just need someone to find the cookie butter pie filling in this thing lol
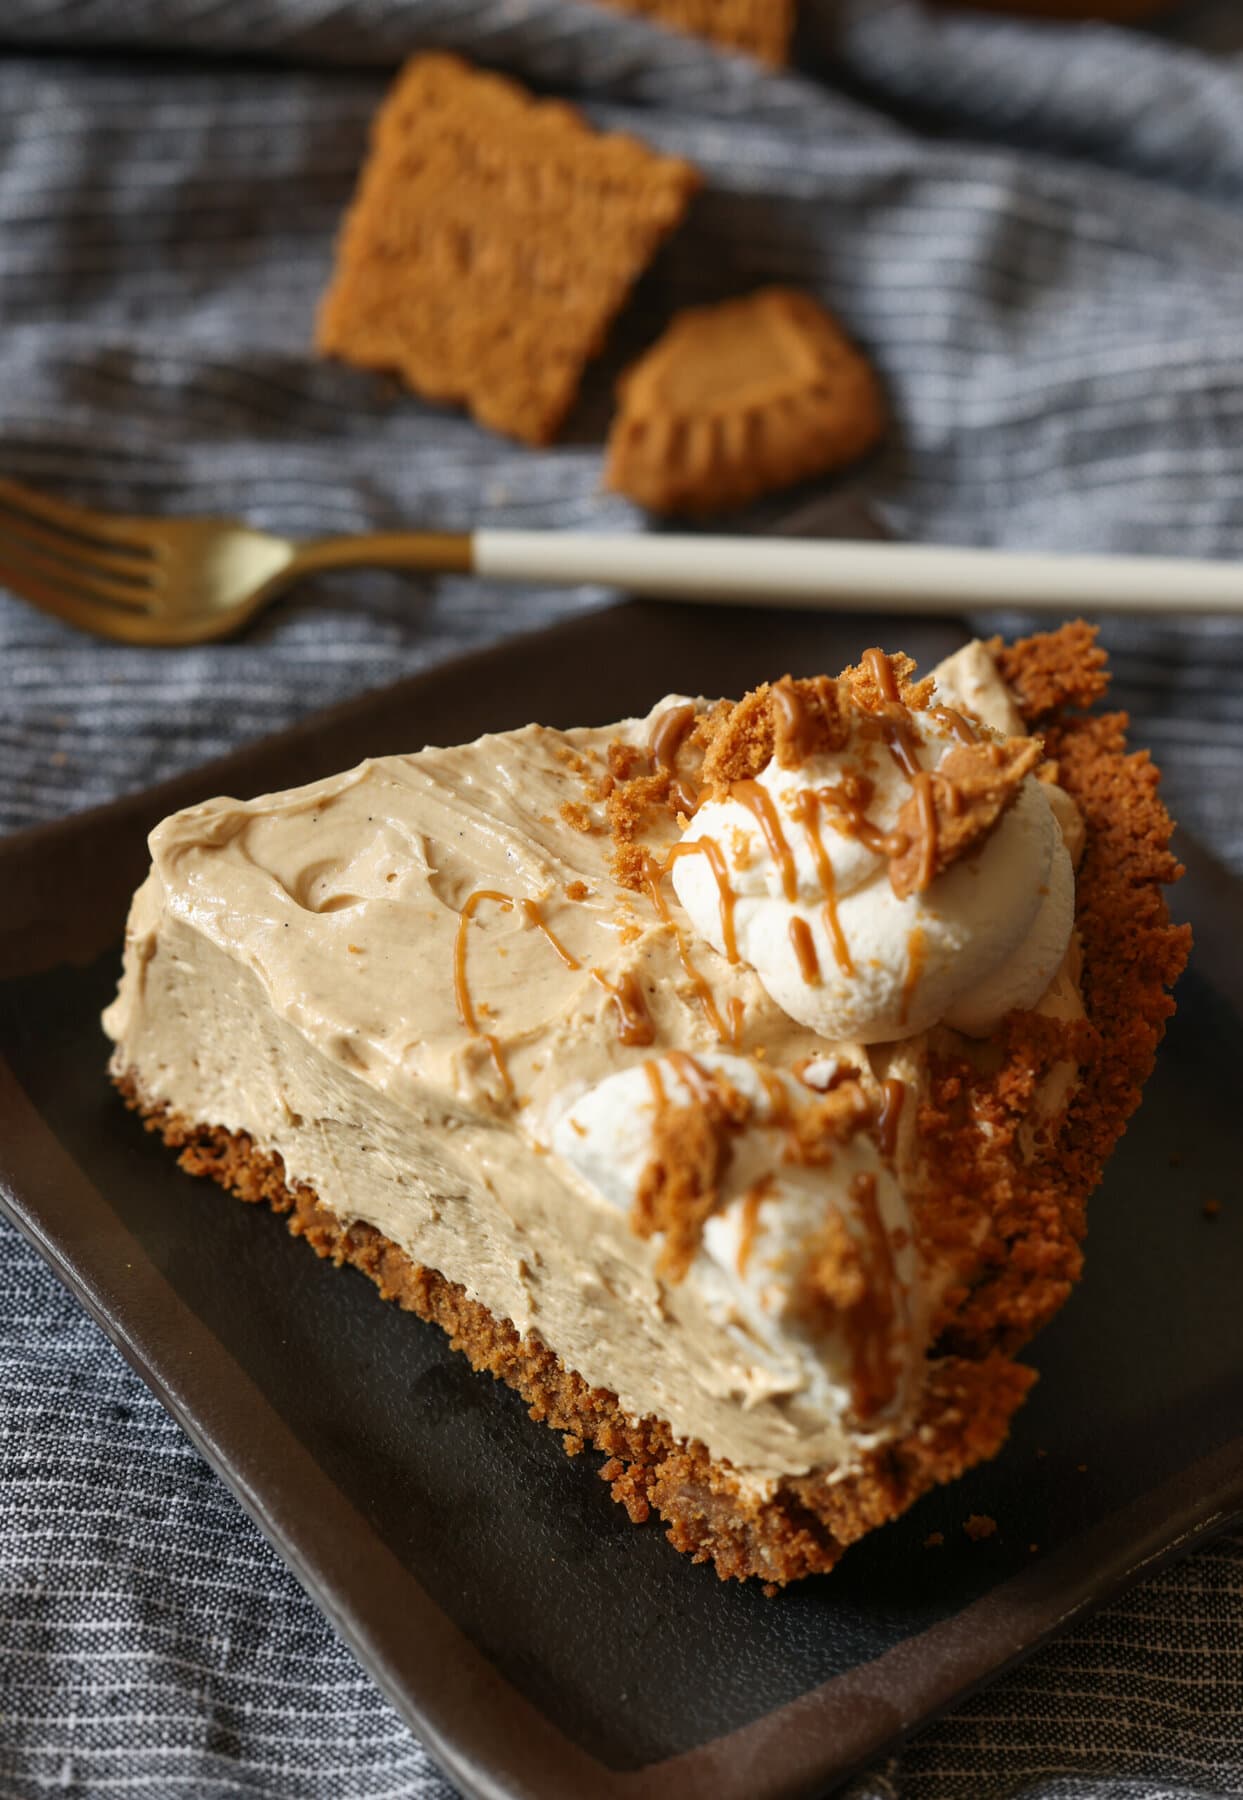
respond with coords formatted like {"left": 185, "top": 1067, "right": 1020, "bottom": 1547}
{"left": 105, "top": 625, "right": 1189, "bottom": 1583}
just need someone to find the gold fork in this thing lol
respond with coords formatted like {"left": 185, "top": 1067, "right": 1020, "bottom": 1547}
{"left": 1, "top": 475, "right": 1239, "bottom": 644}
{"left": 0, "top": 477, "right": 471, "bottom": 647}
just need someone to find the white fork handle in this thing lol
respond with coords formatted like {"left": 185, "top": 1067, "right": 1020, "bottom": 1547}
{"left": 473, "top": 529, "right": 1243, "bottom": 615}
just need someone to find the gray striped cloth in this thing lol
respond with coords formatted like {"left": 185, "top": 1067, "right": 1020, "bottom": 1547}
{"left": 2, "top": 3, "right": 1242, "bottom": 1795}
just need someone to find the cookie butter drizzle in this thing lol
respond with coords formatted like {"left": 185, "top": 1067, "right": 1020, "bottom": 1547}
{"left": 665, "top": 838, "right": 738, "bottom": 963}
{"left": 732, "top": 780, "right": 798, "bottom": 901}
{"left": 519, "top": 898, "right": 580, "bottom": 970}
{"left": 819, "top": 781, "right": 906, "bottom": 860}
{"left": 455, "top": 891, "right": 586, "bottom": 1092}
{"left": 756, "top": 1064, "right": 792, "bottom": 1127}
{"left": 845, "top": 1172, "right": 902, "bottom": 1421}
{"left": 772, "top": 675, "right": 821, "bottom": 763}
{"left": 591, "top": 968, "right": 655, "bottom": 1046}
{"left": 644, "top": 857, "right": 731, "bottom": 1044}
{"left": 732, "top": 777, "right": 840, "bottom": 994}
{"left": 864, "top": 647, "right": 924, "bottom": 785}
{"left": 899, "top": 927, "right": 926, "bottom": 1028}
{"left": 929, "top": 704, "right": 979, "bottom": 746}
{"left": 666, "top": 1047, "right": 719, "bottom": 1106}
{"left": 912, "top": 771, "right": 938, "bottom": 892}
{"left": 861, "top": 647, "right": 950, "bottom": 1003}
{"left": 453, "top": 889, "right": 516, "bottom": 1098}
{"left": 789, "top": 789, "right": 854, "bottom": 976}
{"left": 736, "top": 1174, "right": 775, "bottom": 1275}
{"left": 649, "top": 702, "right": 700, "bottom": 815}
{"left": 789, "top": 917, "right": 820, "bottom": 984}
{"left": 877, "top": 1077, "right": 905, "bottom": 1161}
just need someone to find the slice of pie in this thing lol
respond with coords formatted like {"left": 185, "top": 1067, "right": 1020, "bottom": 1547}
{"left": 104, "top": 623, "right": 1189, "bottom": 1586}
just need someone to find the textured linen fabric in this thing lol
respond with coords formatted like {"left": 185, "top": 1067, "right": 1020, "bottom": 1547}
{"left": 2, "top": 2, "right": 1243, "bottom": 1795}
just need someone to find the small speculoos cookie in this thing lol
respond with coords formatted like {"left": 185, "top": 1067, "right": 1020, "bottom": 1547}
{"left": 316, "top": 54, "right": 700, "bottom": 447}
{"left": 587, "top": 0, "right": 797, "bottom": 65}
{"left": 604, "top": 286, "right": 887, "bottom": 516}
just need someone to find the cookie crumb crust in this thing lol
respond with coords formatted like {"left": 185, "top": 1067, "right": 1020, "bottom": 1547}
{"left": 923, "top": 624, "right": 1191, "bottom": 1356}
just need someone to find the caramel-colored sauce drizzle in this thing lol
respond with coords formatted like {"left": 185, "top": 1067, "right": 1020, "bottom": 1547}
{"left": 863, "top": 648, "right": 947, "bottom": 890}
{"left": 519, "top": 897, "right": 580, "bottom": 970}
{"left": 453, "top": 889, "right": 516, "bottom": 1099}
{"left": 649, "top": 702, "right": 697, "bottom": 770}
{"left": 816, "top": 781, "right": 905, "bottom": 860}
{"left": 771, "top": 677, "right": 808, "bottom": 759}
{"left": 672, "top": 778, "right": 701, "bottom": 818}
{"left": 483, "top": 1037, "right": 515, "bottom": 1100}
{"left": 666, "top": 1049, "right": 717, "bottom": 1107}
{"left": 756, "top": 1065, "right": 793, "bottom": 1128}
{"left": 773, "top": 675, "right": 839, "bottom": 767}
{"left": 912, "top": 770, "right": 938, "bottom": 892}
{"left": 650, "top": 701, "right": 701, "bottom": 816}
{"left": 898, "top": 925, "right": 926, "bottom": 1027}
{"left": 929, "top": 703, "right": 979, "bottom": 745}
{"left": 645, "top": 858, "right": 731, "bottom": 1045}
{"left": 862, "top": 647, "right": 925, "bottom": 782}
{"left": 453, "top": 889, "right": 513, "bottom": 1033}
{"left": 791, "top": 789, "right": 854, "bottom": 976}
{"left": 732, "top": 779, "right": 797, "bottom": 902}
{"left": 877, "top": 1077, "right": 906, "bottom": 1161}
{"left": 643, "top": 1058, "right": 668, "bottom": 1111}
{"left": 590, "top": 967, "right": 656, "bottom": 1047}
{"left": 726, "top": 996, "right": 745, "bottom": 1049}
{"left": 789, "top": 916, "right": 820, "bottom": 985}
{"left": 863, "top": 647, "right": 900, "bottom": 703}
{"left": 736, "top": 1175, "right": 775, "bottom": 1276}
{"left": 844, "top": 1171, "right": 901, "bottom": 1421}
{"left": 880, "top": 714, "right": 923, "bottom": 782}
{"left": 664, "top": 837, "right": 738, "bottom": 964}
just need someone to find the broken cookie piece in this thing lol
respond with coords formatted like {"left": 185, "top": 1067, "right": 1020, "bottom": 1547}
{"left": 889, "top": 737, "right": 1045, "bottom": 900}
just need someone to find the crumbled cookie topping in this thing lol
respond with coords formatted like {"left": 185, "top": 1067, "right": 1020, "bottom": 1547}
{"left": 696, "top": 675, "right": 849, "bottom": 789}
{"left": 633, "top": 1067, "right": 751, "bottom": 1279}
{"left": 889, "top": 736, "right": 1043, "bottom": 899}
{"left": 841, "top": 648, "right": 935, "bottom": 714}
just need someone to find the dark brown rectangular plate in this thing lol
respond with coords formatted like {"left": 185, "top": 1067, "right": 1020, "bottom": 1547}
{"left": 2, "top": 601, "right": 1242, "bottom": 1800}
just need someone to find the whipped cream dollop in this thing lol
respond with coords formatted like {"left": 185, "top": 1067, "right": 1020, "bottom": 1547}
{"left": 548, "top": 1052, "right": 924, "bottom": 1435}
{"left": 670, "top": 653, "right": 1074, "bottom": 1043}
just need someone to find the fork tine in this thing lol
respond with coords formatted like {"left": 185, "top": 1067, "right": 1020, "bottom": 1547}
{"left": 0, "top": 572, "right": 154, "bottom": 644}
{"left": 0, "top": 555, "right": 136, "bottom": 638}
{"left": 0, "top": 540, "right": 154, "bottom": 614}
{"left": 0, "top": 504, "right": 158, "bottom": 585}
{"left": 0, "top": 476, "right": 156, "bottom": 556}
